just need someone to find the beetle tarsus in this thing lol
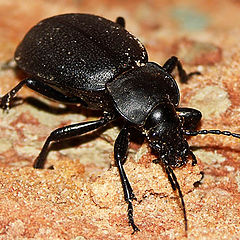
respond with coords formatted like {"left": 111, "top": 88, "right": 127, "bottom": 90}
{"left": 128, "top": 201, "right": 140, "bottom": 234}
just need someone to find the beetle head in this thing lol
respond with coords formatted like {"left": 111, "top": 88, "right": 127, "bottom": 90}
{"left": 144, "top": 102, "right": 190, "bottom": 167}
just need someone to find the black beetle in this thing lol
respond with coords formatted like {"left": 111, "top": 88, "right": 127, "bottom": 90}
{"left": 1, "top": 13, "right": 240, "bottom": 234}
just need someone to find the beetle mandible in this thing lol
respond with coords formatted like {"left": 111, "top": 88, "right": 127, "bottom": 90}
{"left": 1, "top": 13, "right": 240, "bottom": 234}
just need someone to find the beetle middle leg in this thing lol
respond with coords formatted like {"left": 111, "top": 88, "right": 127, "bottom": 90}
{"left": 163, "top": 56, "right": 200, "bottom": 83}
{"left": 34, "top": 113, "right": 114, "bottom": 169}
{"left": 114, "top": 125, "right": 139, "bottom": 233}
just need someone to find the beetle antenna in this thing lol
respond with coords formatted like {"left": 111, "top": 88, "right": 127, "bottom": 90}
{"left": 184, "top": 129, "right": 240, "bottom": 139}
{"left": 165, "top": 165, "right": 188, "bottom": 234}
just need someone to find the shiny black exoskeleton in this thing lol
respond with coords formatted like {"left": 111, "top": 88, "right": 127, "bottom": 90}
{"left": 1, "top": 13, "right": 240, "bottom": 234}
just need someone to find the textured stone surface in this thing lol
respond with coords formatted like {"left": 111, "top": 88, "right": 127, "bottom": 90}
{"left": 0, "top": 0, "right": 240, "bottom": 239}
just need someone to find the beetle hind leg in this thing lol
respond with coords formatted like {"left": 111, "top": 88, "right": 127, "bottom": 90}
{"left": 163, "top": 56, "right": 200, "bottom": 83}
{"left": 0, "top": 79, "right": 27, "bottom": 111}
{"left": 0, "top": 78, "right": 87, "bottom": 111}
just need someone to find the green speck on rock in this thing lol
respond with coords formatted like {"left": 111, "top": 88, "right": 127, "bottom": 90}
{"left": 171, "top": 7, "right": 209, "bottom": 31}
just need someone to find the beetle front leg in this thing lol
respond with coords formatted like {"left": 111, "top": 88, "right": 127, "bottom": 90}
{"left": 163, "top": 56, "right": 200, "bottom": 83}
{"left": 114, "top": 125, "right": 139, "bottom": 233}
{"left": 177, "top": 107, "right": 201, "bottom": 166}
{"left": 34, "top": 113, "right": 114, "bottom": 169}
{"left": 177, "top": 107, "right": 202, "bottom": 130}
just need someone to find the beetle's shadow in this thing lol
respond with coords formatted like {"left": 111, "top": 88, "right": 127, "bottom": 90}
{"left": 24, "top": 96, "right": 104, "bottom": 118}
{"left": 25, "top": 96, "right": 81, "bottom": 115}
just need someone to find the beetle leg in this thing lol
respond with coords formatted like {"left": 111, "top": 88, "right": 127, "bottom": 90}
{"left": 0, "top": 79, "right": 28, "bottom": 111}
{"left": 177, "top": 107, "right": 202, "bottom": 130}
{"left": 25, "top": 78, "right": 87, "bottom": 105}
{"left": 114, "top": 125, "right": 140, "bottom": 233}
{"left": 34, "top": 113, "right": 115, "bottom": 169}
{"left": 163, "top": 56, "right": 200, "bottom": 83}
{"left": 0, "top": 78, "right": 87, "bottom": 111}
{"left": 116, "top": 16, "right": 125, "bottom": 28}
{"left": 189, "top": 150, "right": 197, "bottom": 166}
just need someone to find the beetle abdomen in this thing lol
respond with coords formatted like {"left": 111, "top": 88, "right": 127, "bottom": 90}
{"left": 15, "top": 14, "right": 148, "bottom": 93}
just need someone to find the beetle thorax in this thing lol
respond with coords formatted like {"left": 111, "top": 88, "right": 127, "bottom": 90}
{"left": 144, "top": 102, "right": 190, "bottom": 167}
